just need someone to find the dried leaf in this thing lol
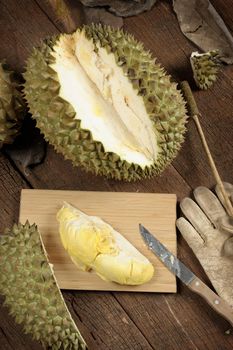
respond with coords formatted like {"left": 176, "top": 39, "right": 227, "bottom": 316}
{"left": 5, "top": 117, "right": 46, "bottom": 176}
{"left": 83, "top": 7, "right": 123, "bottom": 28}
{"left": 80, "top": 0, "right": 157, "bottom": 17}
{"left": 173, "top": 0, "right": 233, "bottom": 64}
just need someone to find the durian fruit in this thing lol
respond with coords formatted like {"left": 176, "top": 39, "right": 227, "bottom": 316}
{"left": 0, "top": 222, "right": 87, "bottom": 350}
{"left": 0, "top": 62, "right": 25, "bottom": 148}
{"left": 24, "top": 24, "right": 187, "bottom": 181}
{"left": 190, "top": 51, "right": 220, "bottom": 90}
{"left": 57, "top": 202, "right": 154, "bottom": 285}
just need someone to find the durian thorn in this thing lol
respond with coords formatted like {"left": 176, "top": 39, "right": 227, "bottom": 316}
{"left": 180, "top": 80, "right": 233, "bottom": 218}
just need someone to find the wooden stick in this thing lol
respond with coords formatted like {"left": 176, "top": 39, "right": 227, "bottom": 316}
{"left": 180, "top": 81, "right": 233, "bottom": 217}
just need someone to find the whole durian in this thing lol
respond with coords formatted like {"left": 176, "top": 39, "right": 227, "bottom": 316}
{"left": 57, "top": 202, "right": 154, "bottom": 285}
{"left": 190, "top": 51, "right": 220, "bottom": 90}
{"left": 0, "top": 62, "right": 25, "bottom": 148}
{"left": 0, "top": 222, "right": 87, "bottom": 350}
{"left": 24, "top": 24, "right": 187, "bottom": 181}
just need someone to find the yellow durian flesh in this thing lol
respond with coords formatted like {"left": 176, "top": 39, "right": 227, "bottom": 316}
{"left": 57, "top": 203, "right": 154, "bottom": 285}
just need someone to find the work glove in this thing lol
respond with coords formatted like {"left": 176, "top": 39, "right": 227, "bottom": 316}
{"left": 176, "top": 183, "right": 233, "bottom": 306}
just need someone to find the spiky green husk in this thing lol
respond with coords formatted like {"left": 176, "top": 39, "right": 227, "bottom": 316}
{"left": 0, "top": 222, "right": 87, "bottom": 350}
{"left": 190, "top": 51, "right": 220, "bottom": 90}
{"left": 0, "top": 62, "right": 26, "bottom": 148}
{"left": 24, "top": 24, "right": 187, "bottom": 181}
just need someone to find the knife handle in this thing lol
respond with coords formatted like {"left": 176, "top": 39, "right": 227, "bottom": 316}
{"left": 189, "top": 277, "right": 233, "bottom": 326}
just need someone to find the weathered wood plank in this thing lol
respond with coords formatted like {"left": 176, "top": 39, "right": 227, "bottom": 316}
{"left": 1, "top": 0, "right": 233, "bottom": 349}
{"left": 114, "top": 287, "right": 233, "bottom": 350}
{"left": 65, "top": 291, "right": 155, "bottom": 350}
{"left": 0, "top": 153, "right": 29, "bottom": 232}
{"left": 211, "top": 0, "right": 233, "bottom": 31}
{"left": 0, "top": 0, "right": 59, "bottom": 71}
{"left": 14, "top": 144, "right": 191, "bottom": 199}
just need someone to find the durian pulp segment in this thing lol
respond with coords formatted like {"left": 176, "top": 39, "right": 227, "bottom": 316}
{"left": 51, "top": 32, "right": 158, "bottom": 168}
{"left": 57, "top": 202, "right": 154, "bottom": 285}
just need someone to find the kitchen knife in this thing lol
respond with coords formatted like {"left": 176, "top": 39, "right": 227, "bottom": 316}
{"left": 139, "top": 224, "right": 233, "bottom": 327}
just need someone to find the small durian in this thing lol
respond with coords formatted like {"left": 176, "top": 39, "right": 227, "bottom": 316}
{"left": 0, "top": 62, "right": 26, "bottom": 148}
{"left": 190, "top": 51, "right": 221, "bottom": 90}
{"left": 0, "top": 222, "right": 87, "bottom": 350}
{"left": 57, "top": 202, "right": 154, "bottom": 285}
{"left": 24, "top": 24, "right": 187, "bottom": 181}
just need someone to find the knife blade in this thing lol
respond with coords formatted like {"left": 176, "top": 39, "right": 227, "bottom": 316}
{"left": 139, "top": 224, "right": 233, "bottom": 327}
{"left": 139, "top": 224, "right": 195, "bottom": 285}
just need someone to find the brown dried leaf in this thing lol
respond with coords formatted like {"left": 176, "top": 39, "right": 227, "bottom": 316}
{"left": 173, "top": 0, "right": 233, "bottom": 64}
{"left": 5, "top": 117, "right": 46, "bottom": 176}
{"left": 80, "top": 0, "right": 157, "bottom": 17}
{"left": 83, "top": 7, "right": 123, "bottom": 28}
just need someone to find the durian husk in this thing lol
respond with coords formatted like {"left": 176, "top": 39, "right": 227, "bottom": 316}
{"left": 0, "top": 62, "right": 26, "bottom": 148}
{"left": 190, "top": 51, "right": 220, "bottom": 90}
{"left": 24, "top": 24, "right": 187, "bottom": 181}
{"left": 0, "top": 222, "right": 87, "bottom": 350}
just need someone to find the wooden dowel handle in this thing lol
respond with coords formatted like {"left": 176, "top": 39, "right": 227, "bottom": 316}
{"left": 192, "top": 116, "right": 233, "bottom": 217}
{"left": 180, "top": 81, "right": 199, "bottom": 117}
{"left": 180, "top": 81, "right": 233, "bottom": 217}
{"left": 189, "top": 277, "right": 233, "bottom": 327}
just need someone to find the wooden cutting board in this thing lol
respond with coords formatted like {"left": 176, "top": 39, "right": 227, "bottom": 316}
{"left": 19, "top": 189, "right": 177, "bottom": 293}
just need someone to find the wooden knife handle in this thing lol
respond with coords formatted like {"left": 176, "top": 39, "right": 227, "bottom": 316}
{"left": 189, "top": 277, "right": 233, "bottom": 326}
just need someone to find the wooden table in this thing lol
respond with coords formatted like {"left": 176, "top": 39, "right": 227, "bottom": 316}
{"left": 0, "top": 1, "right": 233, "bottom": 349}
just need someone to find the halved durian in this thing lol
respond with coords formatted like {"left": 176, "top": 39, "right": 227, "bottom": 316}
{"left": 24, "top": 24, "right": 187, "bottom": 180}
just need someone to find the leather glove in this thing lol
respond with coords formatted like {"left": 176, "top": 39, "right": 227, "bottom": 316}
{"left": 176, "top": 183, "right": 233, "bottom": 306}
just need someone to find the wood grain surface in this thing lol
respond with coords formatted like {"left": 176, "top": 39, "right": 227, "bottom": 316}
{"left": 0, "top": 0, "right": 233, "bottom": 349}
{"left": 20, "top": 189, "right": 177, "bottom": 292}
